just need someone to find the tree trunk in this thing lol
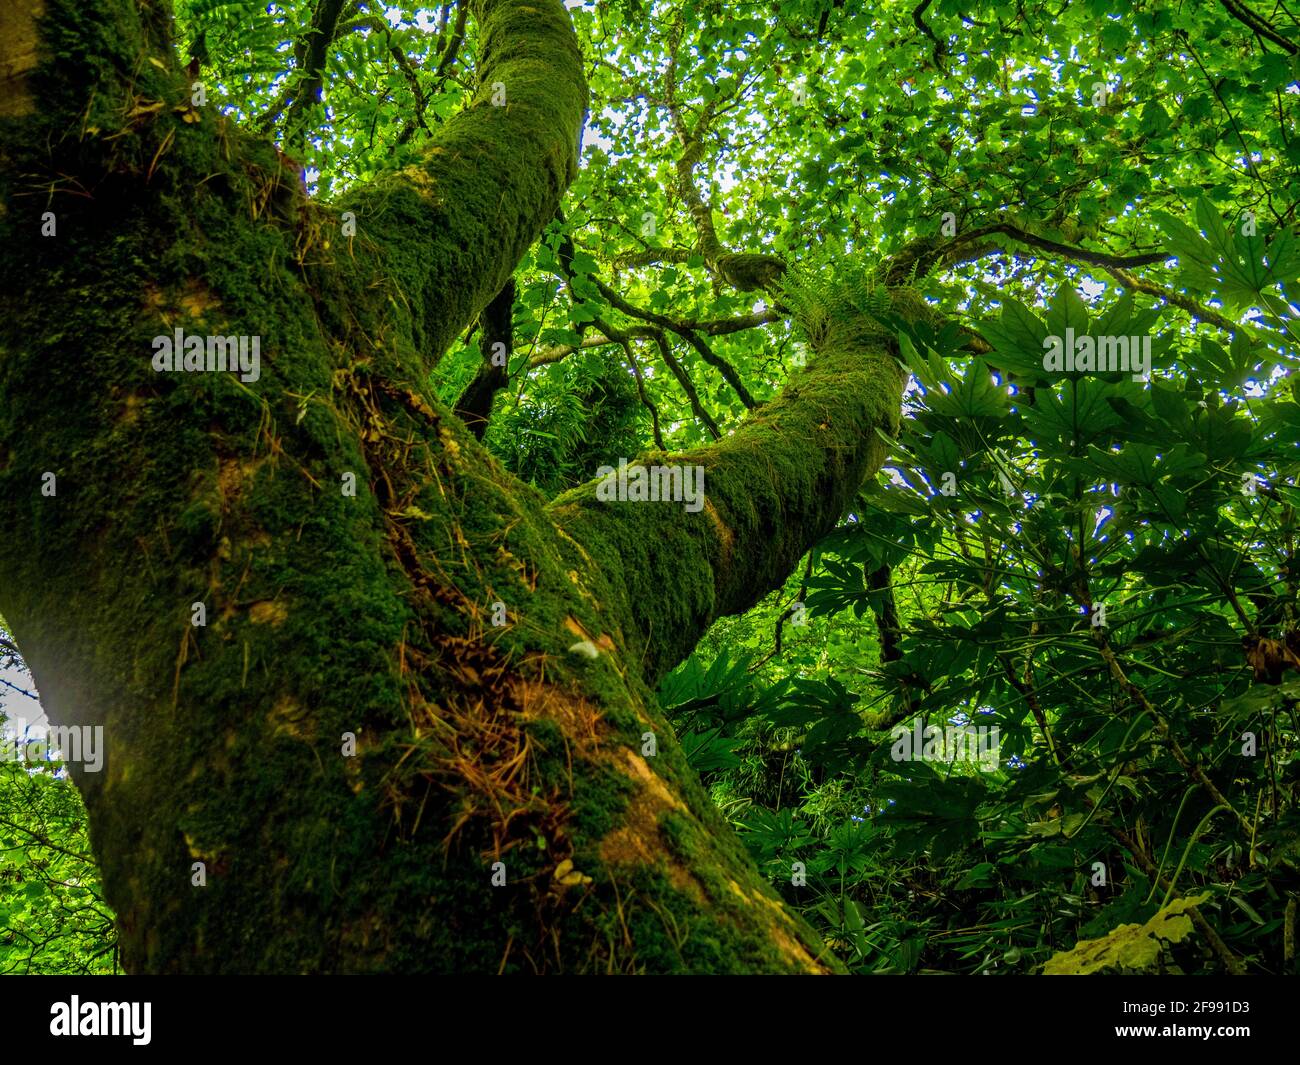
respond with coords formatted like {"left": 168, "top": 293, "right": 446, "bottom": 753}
{"left": 0, "top": 0, "right": 905, "bottom": 972}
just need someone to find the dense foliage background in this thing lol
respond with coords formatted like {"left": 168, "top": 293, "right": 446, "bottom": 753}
{"left": 4, "top": 0, "right": 1299, "bottom": 973}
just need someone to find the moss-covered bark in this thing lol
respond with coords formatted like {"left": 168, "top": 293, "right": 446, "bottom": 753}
{"left": 552, "top": 289, "right": 915, "bottom": 684}
{"left": 0, "top": 0, "right": 908, "bottom": 974}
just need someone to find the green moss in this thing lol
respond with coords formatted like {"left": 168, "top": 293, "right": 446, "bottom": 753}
{"left": 550, "top": 293, "right": 913, "bottom": 684}
{"left": 333, "top": 0, "right": 587, "bottom": 366}
{"left": 0, "top": 0, "right": 844, "bottom": 975}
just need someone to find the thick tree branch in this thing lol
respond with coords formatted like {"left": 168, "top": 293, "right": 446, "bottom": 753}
{"left": 551, "top": 302, "right": 911, "bottom": 682}
{"left": 0, "top": 0, "right": 836, "bottom": 975}
{"left": 529, "top": 330, "right": 649, "bottom": 367}
{"left": 913, "top": 220, "right": 1251, "bottom": 341}
{"left": 339, "top": 0, "right": 587, "bottom": 369}
{"left": 613, "top": 246, "right": 694, "bottom": 268}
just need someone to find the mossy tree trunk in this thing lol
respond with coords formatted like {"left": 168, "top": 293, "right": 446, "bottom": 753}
{"left": 0, "top": 0, "right": 905, "bottom": 972}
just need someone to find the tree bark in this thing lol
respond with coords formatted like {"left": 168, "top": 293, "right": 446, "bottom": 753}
{"left": 0, "top": 0, "right": 906, "bottom": 972}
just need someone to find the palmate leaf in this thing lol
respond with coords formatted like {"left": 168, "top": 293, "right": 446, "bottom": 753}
{"left": 678, "top": 729, "right": 743, "bottom": 773}
{"left": 1157, "top": 197, "right": 1298, "bottom": 309}
{"left": 657, "top": 650, "right": 754, "bottom": 711}
{"left": 805, "top": 555, "right": 872, "bottom": 618}
{"left": 812, "top": 820, "right": 880, "bottom": 877}
{"left": 1084, "top": 441, "right": 1202, "bottom": 488}
{"left": 977, "top": 296, "right": 1051, "bottom": 378}
{"left": 736, "top": 807, "right": 816, "bottom": 862}
{"left": 980, "top": 288, "right": 1167, "bottom": 391}
{"left": 1191, "top": 333, "right": 1265, "bottom": 388}
{"left": 914, "top": 429, "right": 964, "bottom": 485}
{"left": 1021, "top": 376, "right": 1125, "bottom": 453}
{"left": 756, "top": 676, "right": 861, "bottom": 729}
{"left": 1262, "top": 225, "right": 1300, "bottom": 289}
{"left": 1042, "top": 893, "right": 1210, "bottom": 974}
{"left": 1044, "top": 284, "right": 1090, "bottom": 341}
{"left": 1195, "top": 196, "right": 1242, "bottom": 277}
{"left": 876, "top": 768, "right": 986, "bottom": 862}
{"left": 1094, "top": 291, "right": 1163, "bottom": 340}
{"left": 1183, "top": 399, "right": 1253, "bottom": 464}
{"left": 921, "top": 362, "right": 1011, "bottom": 421}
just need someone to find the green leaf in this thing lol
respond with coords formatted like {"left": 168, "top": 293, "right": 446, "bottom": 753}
{"left": 1044, "top": 285, "right": 1089, "bottom": 341}
{"left": 1043, "top": 894, "right": 1210, "bottom": 974}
